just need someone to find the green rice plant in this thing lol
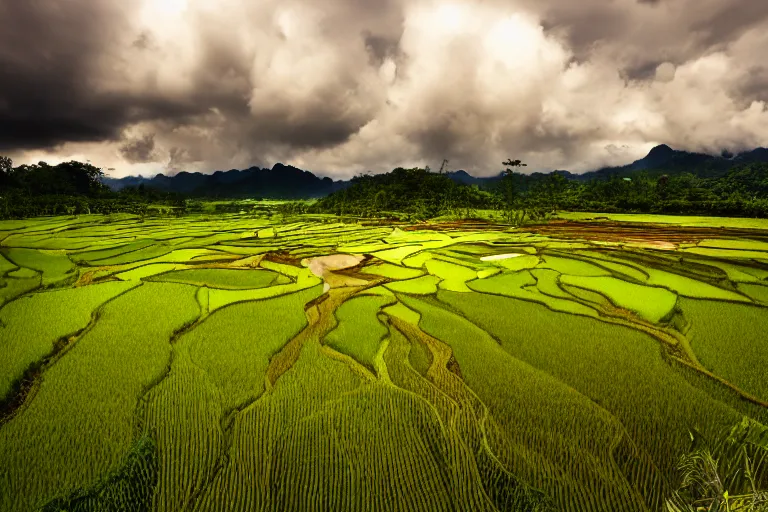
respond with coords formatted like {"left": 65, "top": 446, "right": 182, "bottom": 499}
{"left": 384, "top": 274, "right": 441, "bottom": 295}
{"left": 189, "top": 251, "right": 241, "bottom": 262}
{"left": 0, "top": 275, "right": 41, "bottom": 307}
{"left": 556, "top": 212, "right": 768, "bottom": 229}
{"left": 497, "top": 254, "right": 540, "bottom": 271}
{"left": 385, "top": 227, "right": 452, "bottom": 244}
{"left": 440, "top": 242, "right": 505, "bottom": 256}
{"left": 571, "top": 250, "right": 652, "bottom": 280}
{"left": 537, "top": 254, "right": 612, "bottom": 276}
{"left": 2, "top": 248, "right": 74, "bottom": 286}
{"left": 83, "top": 243, "right": 175, "bottom": 265}
{"left": 6, "top": 267, "right": 37, "bottom": 278}
{"left": 195, "top": 339, "right": 536, "bottom": 511}
{"left": 682, "top": 297, "right": 768, "bottom": 402}
{"left": 324, "top": 295, "right": 396, "bottom": 369}
{"left": 382, "top": 319, "right": 554, "bottom": 510}
{"left": 398, "top": 294, "right": 657, "bottom": 512}
{"left": 2, "top": 214, "right": 767, "bottom": 511}
{"left": 468, "top": 271, "right": 599, "bottom": 317}
{"left": 0, "top": 283, "right": 199, "bottom": 512}
{"left": 382, "top": 301, "right": 421, "bottom": 325}
{"left": 355, "top": 285, "right": 396, "bottom": 297}
{"left": 0, "top": 253, "right": 18, "bottom": 275}
{"left": 533, "top": 241, "right": 594, "bottom": 250}
{"left": 452, "top": 232, "right": 506, "bottom": 244}
{"left": 173, "top": 233, "right": 247, "bottom": 249}
{"left": 698, "top": 238, "right": 768, "bottom": 252}
{"left": 114, "top": 263, "right": 192, "bottom": 281}
{"left": 736, "top": 283, "right": 768, "bottom": 304}
{"left": 206, "top": 270, "right": 322, "bottom": 312}
{"left": 689, "top": 259, "right": 768, "bottom": 283}
{"left": 681, "top": 247, "right": 768, "bottom": 261}
{"left": 401, "top": 250, "right": 435, "bottom": 268}
{"left": 359, "top": 261, "right": 424, "bottom": 280}
{"left": 148, "top": 268, "right": 280, "bottom": 289}
{"left": 210, "top": 245, "right": 277, "bottom": 255}
{"left": 405, "top": 334, "right": 432, "bottom": 377}
{"left": 109, "top": 250, "right": 235, "bottom": 274}
{"left": 260, "top": 259, "right": 303, "bottom": 277}
{"left": 559, "top": 274, "right": 678, "bottom": 323}
{"left": 138, "top": 348, "right": 223, "bottom": 512}
{"left": 40, "top": 434, "right": 158, "bottom": 512}
{"left": 371, "top": 245, "right": 426, "bottom": 265}
{"left": 644, "top": 268, "right": 752, "bottom": 302}
{"left": 530, "top": 268, "right": 576, "bottom": 299}
{"left": 70, "top": 240, "right": 157, "bottom": 263}
{"left": 0, "top": 280, "right": 139, "bottom": 401}
{"left": 476, "top": 267, "right": 502, "bottom": 279}
{"left": 424, "top": 258, "right": 477, "bottom": 292}
{"left": 26, "top": 237, "right": 129, "bottom": 251}
{"left": 186, "top": 286, "right": 323, "bottom": 412}
{"left": 336, "top": 240, "right": 400, "bottom": 252}
{"left": 426, "top": 291, "right": 767, "bottom": 510}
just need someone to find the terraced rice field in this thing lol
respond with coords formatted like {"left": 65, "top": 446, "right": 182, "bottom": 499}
{"left": 1, "top": 213, "right": 767, "bottom": 511}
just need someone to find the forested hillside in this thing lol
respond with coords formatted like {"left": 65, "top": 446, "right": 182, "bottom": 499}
{"left": 311, "top": 161, "right": 768, "bottom": 219}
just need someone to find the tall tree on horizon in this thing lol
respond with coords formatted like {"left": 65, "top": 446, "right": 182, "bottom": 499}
{"left": 501, "top": 158, "right": 527, "bottom": 223}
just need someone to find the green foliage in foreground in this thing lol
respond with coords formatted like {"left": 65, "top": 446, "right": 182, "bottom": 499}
{"left": 666, "top": 418, "right": 768, "bottom": 512}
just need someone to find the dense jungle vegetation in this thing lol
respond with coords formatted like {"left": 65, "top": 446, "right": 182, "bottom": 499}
{"left": 3, "top": 154, "right": 768, "bottom": 221}
{"left": 313, "top": 161, "right": 768, "bottom": 221}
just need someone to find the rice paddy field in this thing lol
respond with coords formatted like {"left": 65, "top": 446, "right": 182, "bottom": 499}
{"left": 1, "top": 212, "right": 768, "bottom": 511}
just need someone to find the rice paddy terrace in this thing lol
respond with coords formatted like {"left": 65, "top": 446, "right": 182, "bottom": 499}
{"left": 1, "top": 213, "right": 768, "bottom": 511}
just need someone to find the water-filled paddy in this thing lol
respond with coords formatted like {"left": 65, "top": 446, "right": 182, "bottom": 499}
{"left": 0, "top": 213, "right": 767, "bottom": 511}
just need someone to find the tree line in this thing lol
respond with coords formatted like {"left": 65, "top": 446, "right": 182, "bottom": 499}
{"left": 3, "top": 154, "right": 768, "bottom": 222}
{"left": 0, "top": 157, "right": 187, "bottom": 219}
{"left": 311, "top": 160, "right": 768, "bottom": 223}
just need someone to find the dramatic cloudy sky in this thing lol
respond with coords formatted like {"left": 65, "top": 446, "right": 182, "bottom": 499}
{"left": 2, "top": 0, "right": 768, "bottom": 178}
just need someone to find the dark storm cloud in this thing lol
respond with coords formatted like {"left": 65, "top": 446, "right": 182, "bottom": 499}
{"left": 734, "top": 66, "right": 768, "bottom": 105}
{"left": 3, "top": 0, "right": 768, "bottom": 176}
{"left": 0, "top": 0, "right": 215, "bottom": 151}
{"left": 0, "top": 0, "right": 126, "bottom": 149}
{"left": 363, "top": 32, "right": 402, "bottom": 65}
{"left": 623, "top": 60, "right": 667, "bottom": 82}
{"left": 690, "top": 0, "right": 768, "bottom": 48}
{"left": 119, "top": 133, "right": 157, "bottom": 164}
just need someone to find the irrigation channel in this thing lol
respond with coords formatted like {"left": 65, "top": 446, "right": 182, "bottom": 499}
{"left": 1, "top": 213, "right": 767, "bottom": 511}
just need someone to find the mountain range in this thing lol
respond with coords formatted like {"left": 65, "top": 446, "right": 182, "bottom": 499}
{"left": 102, "top": 163, "right": 348, "bottom": 199}
{"left": 102, "top": 145, "right": 768, "bottom": 198}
